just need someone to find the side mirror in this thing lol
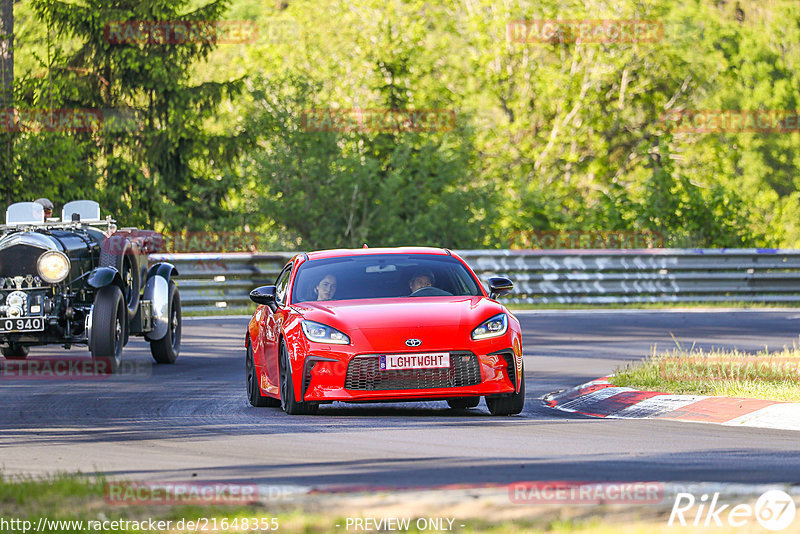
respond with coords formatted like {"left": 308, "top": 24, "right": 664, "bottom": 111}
{"left": 487, "top": 276, "right": 513, "bottom": 299}
{"left": 250, "top": 285, "right": 277, "bottom": 310}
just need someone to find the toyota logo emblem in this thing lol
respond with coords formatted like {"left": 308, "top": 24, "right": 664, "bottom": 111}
{"left": 405, "top": 338, "right": 422, "bottom": 347}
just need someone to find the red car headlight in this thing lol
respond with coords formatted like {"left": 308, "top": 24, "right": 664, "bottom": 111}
{"left": 301, "top": 320, "right": 350, "bottom": 345}
{"left": 471, "top": 313, "right": 508, "bottom": 340}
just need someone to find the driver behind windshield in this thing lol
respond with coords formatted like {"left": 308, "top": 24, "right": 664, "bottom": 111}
{"left": 409, "top": 270, "right": 435, "bottom": 294}
{"left": 315, "top": 274, "right": 337, "bottom": 301}
{"left": 34, "top": 198, "right": 54, "bottom": 220}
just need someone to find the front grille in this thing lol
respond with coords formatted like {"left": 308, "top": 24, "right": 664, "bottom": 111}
{"left": 0, "top": 244, "right": 43, "bottom": 279}
{"left": 344, "top": 352, "right": 481, "bottom": 391}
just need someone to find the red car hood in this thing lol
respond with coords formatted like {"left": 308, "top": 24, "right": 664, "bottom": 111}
{"left": 292, "top": 297, "right": 508, "bottom": 352}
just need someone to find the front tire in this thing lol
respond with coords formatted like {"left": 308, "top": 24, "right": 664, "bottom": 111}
{"left": 486, "top": 367, "right": 525, "bottom": 416}
{"left": 149, "top": 281, "right": 181, "bottom": 364}
{"left": 279, "top": 341, "right": 318, "bottom": 415}
{"left": 1, "top": 344, "right": 29, "bottom": 360}
{"left": 90, "top": 285, "right": 126, "bottom": 374}
{"left": 247, "top": 341, "right": 279, "bottom": 407}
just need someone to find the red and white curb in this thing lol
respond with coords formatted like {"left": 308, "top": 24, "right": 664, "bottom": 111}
{"left": 544, "top": 377, "right": 800, "bottom": 432}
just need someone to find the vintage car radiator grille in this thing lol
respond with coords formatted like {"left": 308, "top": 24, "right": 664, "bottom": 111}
{"left": 0, "top": 245, "right": 44, "bottom": 279}
{"left": 344, "top": 352, "right": 481, "bottom": 391}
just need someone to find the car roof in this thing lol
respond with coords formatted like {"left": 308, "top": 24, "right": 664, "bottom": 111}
{"left": 305, "top": 247, "right": 451, "bottom": 261}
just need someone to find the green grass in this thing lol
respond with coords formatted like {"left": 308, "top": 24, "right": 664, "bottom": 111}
{"left": 611, "top": 343, "right": 800, "bottom": 402}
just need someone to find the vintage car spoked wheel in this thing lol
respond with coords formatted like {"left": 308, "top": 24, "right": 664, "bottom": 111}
{"left": 100, "top": 236, "right": 140, "bottom": 319}
{"left": 485, "top": 365, "right": 525, "bottom": 416}
{"left": 1, "top": 344, "right": 29, "bottom": 360}
{"left": 447, "top": 397, "right": 481, "bottom": 410}
{"left": 246, "top": 342, "right": 280, "bottom": 407}
{"left": 90, "top": 285, "right": 126, "bottom": 374}
{"left": 279, "top": 341, "right": 318, "bottom": 415}
{"left": 149, "top": 281, "right": 181, "bottom": 364}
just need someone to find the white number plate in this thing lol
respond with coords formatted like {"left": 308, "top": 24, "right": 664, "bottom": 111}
{"left": 0, "top": 317, "right": 44, "bottom": 333}
{"left": 380, "top": 353, "right": 450, "bottom": 370}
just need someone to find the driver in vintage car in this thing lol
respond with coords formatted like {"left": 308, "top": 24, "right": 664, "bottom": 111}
{"left": 34, "top": 198, "right": 54, "bottom": 220}
{"left": 0, "top": 200, "right": 182, "bottom": 372}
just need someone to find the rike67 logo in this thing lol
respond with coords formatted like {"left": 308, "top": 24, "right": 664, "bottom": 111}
{"left": 669, "top": 490, "right": 796, "bottom": 531}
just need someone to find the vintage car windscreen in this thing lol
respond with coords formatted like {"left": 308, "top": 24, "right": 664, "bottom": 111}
{"left": 292, "top": 254, "right": 482, "bottom": 303}
{"left": 62, "top": 200, "right": 101, "bottom": 222}
{"left": 5, "top": 202, "right": 45, "bottom": 225}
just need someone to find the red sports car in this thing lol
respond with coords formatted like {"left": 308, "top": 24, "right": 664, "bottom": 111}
{"left": 245, "top": 247, "right": 524, "bottom": 415}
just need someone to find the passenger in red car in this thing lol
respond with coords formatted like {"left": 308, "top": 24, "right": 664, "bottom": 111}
{"left": 315, "top": 274, "right": 337, "bottom": 300}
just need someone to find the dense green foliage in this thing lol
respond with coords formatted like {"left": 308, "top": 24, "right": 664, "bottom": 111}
{"left": 6, "top": 0, "right": 243, "bottom": 229}
{"left": 4, "top": 0, "right": 800, "bottom": 249}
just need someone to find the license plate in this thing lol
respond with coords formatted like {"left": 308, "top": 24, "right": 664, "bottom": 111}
{"left": 380, "top": 353, "right": 450, "bottom": 370}
{"left": 0, "top": 317, "right": 44, "bottom": 333}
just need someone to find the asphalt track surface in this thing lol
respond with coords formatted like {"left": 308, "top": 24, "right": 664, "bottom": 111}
{"left": 1, "top": 310, "right": 800, "bottom": 488}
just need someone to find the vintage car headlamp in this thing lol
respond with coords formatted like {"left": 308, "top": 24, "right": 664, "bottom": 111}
{"left": 471, "top": 313, "right": 508, "bottom": 340}
{"left": 301, "top": 320, "right": 350, "bottom": 345}
{"left": 37, "top": 251, "right": 71, "bottom": 284}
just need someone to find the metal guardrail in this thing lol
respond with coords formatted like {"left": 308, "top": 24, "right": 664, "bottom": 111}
{"left": 150, "top": 249, "right": 800, "bottom": 311}
{"left": 149, "top": 253, "right": 295, "bottom": 312}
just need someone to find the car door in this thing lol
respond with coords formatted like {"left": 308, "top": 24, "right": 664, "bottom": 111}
{"left": 261, "top": 262, "right": 293, "bottom": 390}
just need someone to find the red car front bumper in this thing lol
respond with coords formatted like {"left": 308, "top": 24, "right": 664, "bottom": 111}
{"left": 297, "top": 344, "right": 520, "bottom": 403}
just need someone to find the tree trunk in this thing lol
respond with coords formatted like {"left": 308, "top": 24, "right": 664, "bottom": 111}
{"left": 0, "top": 0, "right": 13, "bottom": 206}
{"left": 0, "top": 0, "right": 11, "bottom": 108}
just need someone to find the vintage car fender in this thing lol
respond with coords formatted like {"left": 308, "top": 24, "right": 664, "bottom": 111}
{"left": 86, "top": 266, "right": 125, "bottom": 291}
{"left": 143, "top": 262, "right": 179, "bottom": 342}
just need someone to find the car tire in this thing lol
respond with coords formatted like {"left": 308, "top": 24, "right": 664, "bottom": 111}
{"left": 149, "top": 281, "right": 181, "bottom": 364}
{"left": 279, "top": 341, "right": 318, "bottom": 415}
{"left": 447, "top": 397, "right": 480, "bottom": 410}
{"left": 485, "top": 367, "right": 525, "bottom": 416}
{"left": 1, "top": 344, "right": 29, "bottom": 360}
{"left": 246, "top": 341, "right": 280, "bottom": 407}
{"left": 100, "top": 236, "right": 140, "bottom": 320}
{"left": 90, "top": 285, "right": 126, "bottom": 374}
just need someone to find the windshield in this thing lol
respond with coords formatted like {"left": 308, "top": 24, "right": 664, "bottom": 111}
{"left": 292, "top": 254, "right": 483, "bottom": 303}
{"left": 5, "top": 202, "right": 45, "bottom": 225}
{"left": 62, "top": 200, "right": 101, "bottom": 222}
